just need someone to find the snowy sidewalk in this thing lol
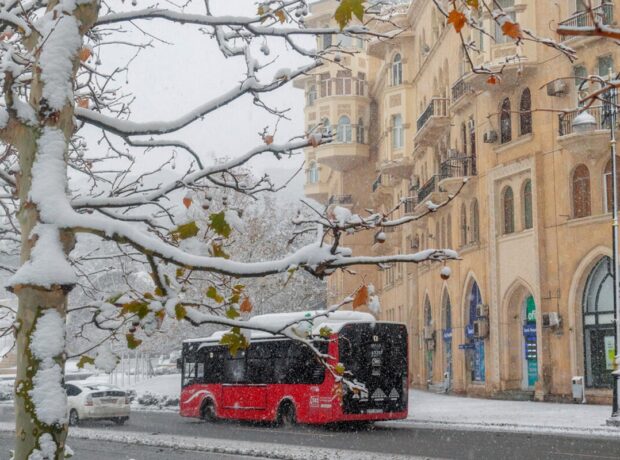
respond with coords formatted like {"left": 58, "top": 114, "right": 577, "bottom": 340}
{"left": 394, "top": 389, "right": 620, "bottom": 438}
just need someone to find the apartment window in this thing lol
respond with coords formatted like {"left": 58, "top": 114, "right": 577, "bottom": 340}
{"left": 392, "top": 114, "right": 404, "bottom": 149}
{"left": 335, "top": 70, "right": 352, "bottom": 95}
{"left": 604, "top": 158, "right": 620, "bottom": 213}
{"left": 519, "top": 88, "right": 532, "bottom": 136}
{"left": 321, "top": 118, "right": 331, "bottom": 135}
{"left": 598, "top": 55, "right": 614, "bottom": 79}
{"left": 523, "top": 180, "right": 533, "bottom": 229}
{"left": 447, "top": 215, "right": 452, "bottom": 248}
{"left": 500, "top": 98, "right": 512, "bottom": 144}
{"left": 308, "top": 162, "right": 319, "bottom": 184}
{"left": 574, "top": 65, "right": 588, "bottom": 105}
{"left": 307, "top": 85, "right": 317, "bottom": 106}
{"left": 322, "top": 33, "right": 332, "bottom": 50}
{"left": 573, "top": 164, "right": 592, "bottom": 218}
{"left": 494, "top": 0, "right": 516, "bottom": 44}
{"left": 391, "top": 53, "right": 403, "bottom": 86}
{"left": 461, "top": 122, "right": 468, "bottom": 154}
{"left": 356, "top": 72, "right": 366, "bottom": 96}
{"left": 460, "top": 204, "right": 468, "bottom": 246}
{"left": 471, "top": 199, "right": 480, "bottom": 243}
{"left": 356, "top": 118, "right": 365, "bottom": 144}
{"left": 319, "top": 73, "right": 331, "bottom": 97}
{"left": 502, "top": 186, "right": 515, "bottom": 234}
{"left": 468, "top": 117, "right": 477, "bottom": 159}
{"left": 337, "top": 115, "right": 352, "bottom": 143}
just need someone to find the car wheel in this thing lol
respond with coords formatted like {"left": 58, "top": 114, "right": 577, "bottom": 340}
{"left": 201, "top": 400, "right": 217, "bottom": 422}
{"left": 113, "top": 417, "right": 127, "bottom": 425}
{"left": 277, "top": 401, "right": 296, "bottom": 428}
{"left": 69, "top": 409, "right": 79, "bottom": 427}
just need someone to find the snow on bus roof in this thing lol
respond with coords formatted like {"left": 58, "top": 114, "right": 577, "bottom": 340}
{"left": 184, "top": 310, "right": 376, "bottom": 343}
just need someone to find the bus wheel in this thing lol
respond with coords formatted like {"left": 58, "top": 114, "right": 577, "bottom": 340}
{"left": 277, "top": 401, "right": 296, "bottom": 427}
{"left": 201, "top": 399, "right": 217, "bottom": 422}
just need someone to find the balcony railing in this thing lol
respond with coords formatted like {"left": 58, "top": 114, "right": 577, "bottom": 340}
{"left": 333, "top": 124, "right": 368, "bottom": 144}
{"left": 318, "top": 77, "right": 368, "bottom": 99}
{"left": 417, "top": 175, "right": 447, "bottom": 203}
{"left": 558, "top": 106, "right": 612, "bottom": 136}
{"left": 417, "top": 97, "right": 449, "bottom": 132}
{"left": 440, "top": 156, "right": 477, "bottom": 178}
{"left": 328, "top": 194, "right": 353, "bottom": 206}
{"left": 451, "top": 78, "right": 471, "bottom": 103}
{"left": 558, "top": 3, "right": 614, "bottom": 41}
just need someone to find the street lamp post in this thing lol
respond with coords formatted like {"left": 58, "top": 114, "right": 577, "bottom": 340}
{"left": 605, "top": 84, "right": 620, "bottom": 427}
{"left": 573, "top": 85, "right": 620, "bottom": 426}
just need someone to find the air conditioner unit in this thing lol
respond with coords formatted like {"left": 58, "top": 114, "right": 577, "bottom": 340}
{"left": 483, "top": 130, "right": 498, "bottom": 143}
{"left": 542, "top": 312, "right": 561, "bottom": 328}
{"left": 546, "top": 80, "right": 568, "bottom": 97}
{"left": 473, "top": 318, "right": 489, "bottom": 339}
{"left": 476, "top": 303, "right": 489, "bottom": 318}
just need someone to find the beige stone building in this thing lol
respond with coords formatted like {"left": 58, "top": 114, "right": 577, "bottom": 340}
{"left": 297, "top": 0, "right": 618, "bottom": 403}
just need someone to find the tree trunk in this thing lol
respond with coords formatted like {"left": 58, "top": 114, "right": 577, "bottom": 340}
{"left": 9, "top": 1, "right": 100, "bottom": 458}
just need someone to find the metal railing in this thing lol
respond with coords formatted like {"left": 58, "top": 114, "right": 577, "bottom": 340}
{"left": 558, "top": 3, "right": 614, "bottom": 40}
{"left": 558, "top": 106, "right": 612, "bottom": 136}
{"left": 417, "top": 97, "right": 449, "bottom": 132}
{"left": 328, "top": 194, "right": 353, "bottom": 206}
{"left": 333, "top": 124, "right": 368, "bottom": 144}
{"left": 440, "top": 156, "right": 478, "bottom": 178}
{"left": 372, "top": 174, "right": 382, "bottom": 192}
{"left": 451, "top": 78, "right": 471, "bottom": 103}
{"left": 417, "top": 175, "right": 447, "bottom": 203}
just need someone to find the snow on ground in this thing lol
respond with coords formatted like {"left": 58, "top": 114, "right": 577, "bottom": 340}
{"left": 0, "top": 422, "right": 430, "bottom": 460}
{"left": 398, "top": 389, "right": 619, "bottom": 438}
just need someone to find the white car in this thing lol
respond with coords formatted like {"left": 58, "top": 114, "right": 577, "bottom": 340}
{"left": 65, "top": 382, "right": 130, "bottom": 426}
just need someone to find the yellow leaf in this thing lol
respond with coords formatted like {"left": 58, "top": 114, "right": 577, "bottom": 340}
{"left": 501, "top": 20, "right": 523, "bottom": 40}
{"left": 79, "top": 47, "right": 92, "bottom": 62}
{"left": 352, "top": 285, "right": 369, "bottom": 309}
{"left": 447, "top": 9, "right": 467, "bottom": 34}
{"left": 466, "top": 0, "right": 479, "bottom": 8}
{"left": 275, "top": 10, "right": 286, "bottom": 24}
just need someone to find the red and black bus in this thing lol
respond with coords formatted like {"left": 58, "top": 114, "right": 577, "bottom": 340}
{"left": 179, "top": 311, "right": 408, "bottom": 425}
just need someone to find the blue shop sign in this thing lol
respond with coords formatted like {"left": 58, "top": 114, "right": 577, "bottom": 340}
{"left": 458, "top": 343, "right": 475, "bottom": 350}
{"left": 465, "top": 324, "right": 474, "bottom": 338}
{"left": 443, "top": 328, "right": 452, "bottom": 341}
{"left": 523, "top": 324, "right": 537, "bottom": 336}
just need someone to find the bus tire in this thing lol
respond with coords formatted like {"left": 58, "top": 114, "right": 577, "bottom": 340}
{"left": 276, "top": 401, "right": 296, "bottom": 427}
{"left": 201, "top": 399, "right": 217, "bottom": 422}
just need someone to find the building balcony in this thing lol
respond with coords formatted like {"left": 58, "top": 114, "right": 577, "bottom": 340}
{"left": 379, "top": 153, "right": 415, "bottom": 180}
{"left": 414, "top": 174, "right": 448, "bottom": 212}
{"left": 558, "top": 106, "right": 617, "bottom": 156}
{"left": 462, "top": 49, "right": 537, "bottom": 93}
{"left": 304, "top": 181, "right": 329, "bottom": 203}
{"left": 557, "top": 3, "right": 614, "bottom": 44}
{"left": 315, "top": 134, "right": 370, "bottom": 172}
{"left": 438, "top": 155, "right": 477, "bottom": 193}
{"left": 414, "top": 97, "right": 450, "bottom": 149}
{"left": 327, "top": 194, "right": 354, "bottom": 208}
{"left": 451, "top": 77, "right": 473, "bottom": 113}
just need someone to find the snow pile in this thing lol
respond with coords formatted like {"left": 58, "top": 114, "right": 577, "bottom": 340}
{"left": 27, "top": 433, "right": 57, "bottom": 460}
{"left": 94, "top": 343, "right": 119, "bottom": 373}
{"left": 36, "top": 2, "right": 81, "bottom": 111}
{"left": 8, "top": 224, "right": 76, "bottom": 289}
{"left": 28, "top": 309, "right": 67, "bottom": 426}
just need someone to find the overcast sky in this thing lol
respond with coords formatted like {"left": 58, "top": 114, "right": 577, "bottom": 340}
{"left": 84, "top": 0, "right": 313, "bottom": 190}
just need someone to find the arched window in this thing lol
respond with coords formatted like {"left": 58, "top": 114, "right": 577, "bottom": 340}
{"left": 500, "top": 98, "right": 512, "bottom": 144}
{"left": 573, "top": 164, "right": 591, "bottom": 218}
{"left": 604, "top": 158, "right": 620, "bottom": 213}
{"left": 308, "top": 162, "right": 319, "bottom": 184}
{"left": 391, "top": 53, "right": 403, "bottom": 86}
{"left": 307, "top": 85, "right": 317, "bottom": 106}
{"left": 460, "top": 204, "right": 468, "bottom": 246}
{"left": 467, "top": 281, "right": 485, "bottom": 382}
{"left": 523, "top": 180, "right": 533, "bottom": 229}
{"left": 468, "top": 117, "right": 477, "bottom": 161}
{"left": 356, "top": 118, "right": 365, "bottom": 144}
{"left": 583, "top": 257, "right": 615, "bottom": 388}
{"left": 337, "top": 115, "right": 352, "bottom": 143}
{"left": 392, "top": 114, "right": 404, "bottom": 149}
{"left": 520, "top": 88, "right": 532, "bottom": 135}
{"left": 502, "top": 186, "right": 515, "bottom": 234}
{"left": 471, "top": 199, "right": 480, "bottom": 243}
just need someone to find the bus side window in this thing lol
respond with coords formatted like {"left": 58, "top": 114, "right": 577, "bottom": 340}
{"left": 223, "top": 352, "right": 246, "bottom": 383}
{"left": 246, "top": 342, "right": 274, "bottom": 384}
{"left": 273, "top": 342, "right": 289, "bottom": 383}
{"left": 286, "top": 342, "right": 324, "bottom": 384}
{"left": 203, "top": 348, "right": 224, "bottom": 383}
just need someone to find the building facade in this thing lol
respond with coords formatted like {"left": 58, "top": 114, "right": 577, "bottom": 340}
{"left": 297, "top": 0, "right": 617, "bottom": 403}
